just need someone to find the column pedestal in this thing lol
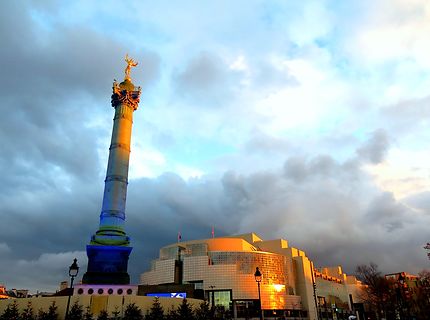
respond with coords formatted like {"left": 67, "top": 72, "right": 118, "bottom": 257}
{"left": 82, "top": 245, "right": 133, "bottom": 284}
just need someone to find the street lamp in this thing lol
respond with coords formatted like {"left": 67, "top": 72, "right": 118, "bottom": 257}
{"left": 65, "top": 258, "right": 79, "bottom": 320}
{"left": 208, "top": 285, "right": 216, "bottom": 308}
{"left": 254, "top": 267, "right": 263, "bottom": 320}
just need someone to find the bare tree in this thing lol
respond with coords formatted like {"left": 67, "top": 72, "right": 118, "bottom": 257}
{"left": 355, "top": 263, "right": 394, "bottom": 320}
{"left": 413, "top": 270, "right": 430, "bottom": 320}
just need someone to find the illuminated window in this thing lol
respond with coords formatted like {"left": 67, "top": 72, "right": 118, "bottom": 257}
{"left": 208, "top": 290, "right": 232, "bottom": 310}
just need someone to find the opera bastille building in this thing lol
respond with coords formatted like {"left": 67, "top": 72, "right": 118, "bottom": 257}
{"left": 139, "top": 233, "right": 364, "bottom": 319}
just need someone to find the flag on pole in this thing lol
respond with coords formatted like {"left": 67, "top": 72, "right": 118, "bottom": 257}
{"left": 211, "top": 226, "right": 215, "bottom": 238}
{"left": 177, "top": 231, "right": 182, "bottom": 242}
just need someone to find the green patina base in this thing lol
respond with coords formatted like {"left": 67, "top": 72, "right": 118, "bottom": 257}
{"left": 90, "top": 227, "right": 130, "bottom": 246}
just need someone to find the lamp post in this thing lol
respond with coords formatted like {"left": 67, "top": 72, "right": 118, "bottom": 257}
{"left": 65, "top": 258, "right": 79, "bottom": 320}
{"left": 254, "top": 267, "right": 263, "bottom": 320}
{"left": 209, "top": 285, "right": 216, "bottom": 309}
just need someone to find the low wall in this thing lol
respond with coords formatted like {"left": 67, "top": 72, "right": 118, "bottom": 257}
{"left": 0, "top": 295, "right": 203, "bottom": 319}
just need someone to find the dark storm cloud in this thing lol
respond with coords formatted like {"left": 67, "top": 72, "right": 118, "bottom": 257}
{"left": 0, "top": 0, "right": 161, "bottom": 181}
{"left": 2, "top": 146, "right": 428, "bottom": 291}
{"left": 0, "top": 249, "right": 88, "bottom": 293}
{"left": 81, "top": 130, "right": 430, "bottom": 287}
{"left": 0, "top": 1, "right": 161, "bottom": 291}
{"left": 0, "top": 0, "right": 160, "bottom": 187}
{"left": 365, "top": 192, "right": 408, "bottom": 232}
{"left": 0, "top": 181, "right": 100, "bottom": 258}
{"left": 124, "top": 129, "right": 426, "bottom": 279}
{"left": 127, "top": 173, "right": 238, "bottom": 233}
{"left": 123, "top": 141, "right": 428, "bottom": 277}
{"left": 125, "top": 174, "right": 235, "bottom": 279}
{"left": 0, "top": 180, "right": 97, "bottom": 290}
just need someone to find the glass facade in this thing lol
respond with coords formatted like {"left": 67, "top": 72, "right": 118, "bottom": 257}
{"left": 141, "top": 259, "right": 176, "bottom": 285}
{"left": 181, "top": 250, "right": 289, "bottom": 310}
{"left": 184, "top": 243, "right": 208, "bottom": 257}
{"left": 207, "top": 290, "right": 232, "bottom": 310}
{"left": 209, "top": 251, "right": 287, "bottom": 284}
{"left": 160, "top": 245, "right": 184, "bottom": 260}
{"left": 140, "top": 238, "right": 306, "bottom": 312}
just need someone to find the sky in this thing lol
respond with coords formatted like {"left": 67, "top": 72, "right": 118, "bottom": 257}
{"left": 0, "top": 0, "right": 429, "bottom": 293}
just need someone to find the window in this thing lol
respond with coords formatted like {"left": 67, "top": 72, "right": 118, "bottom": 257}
{"left": 208, "top": 290, "right": 232, "bottom": 310}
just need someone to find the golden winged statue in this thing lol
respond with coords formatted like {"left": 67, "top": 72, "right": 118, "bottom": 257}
{"left": 124, "top": 54, "right": 138, "bottom": 81}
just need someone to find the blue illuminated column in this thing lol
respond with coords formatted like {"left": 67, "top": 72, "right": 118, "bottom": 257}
{"left": 83, "top": 58, "right": 141, "bottom": 285}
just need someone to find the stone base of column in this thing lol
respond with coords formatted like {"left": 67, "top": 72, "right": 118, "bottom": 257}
{"left": 82, "top": 245, "right": 132, "bottom": 284}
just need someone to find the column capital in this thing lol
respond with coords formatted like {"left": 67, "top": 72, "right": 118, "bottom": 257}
{"left": 111, "top": 80, "right": 141, "bottom": 110}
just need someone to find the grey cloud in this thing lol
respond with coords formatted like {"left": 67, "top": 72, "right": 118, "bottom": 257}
{"left": 365, "top": 192, "right": 408, "bottom": 232}
{"left": 244, "top": 130, "right": 292, "bottom": 155}
{"left": 221, "top": 170, "right": 290, "bottom": 237}
{"left": 221, "top": 171, "right": 250, "bottom": 205}
{"left": 0, "top": 1, "right": 160, "bottom": 99}
{"left": 283, "top": 154, "right": 360, "bottom": 184}
{"left": 0, "top": 243, "right": 11, "bottom": 254}
{"left": 2, "top": 151, "right": 429, "bottom": 291}
{"left": 141, "top": 170, "right": 427, "bottom": 274}
{"left": 176, "top": 52, "right": 223, "bottom": 90}
{"left": 284, "top": 156, "right": 309, "bottom": 182}
{"left": 0, "top": 1, "right": 160, "bottom": 110}
{"left": 1, "top": 250, "right": 87, "bottom": 293}
{"left": 173, "top": 51, "right": 240, "bottom": 106}
{"left": 172, "top": 52, "right": 299, "bottom": 108}
{"left": 125, "top": 174, "right": 235, "bottom": 278}
{"left": 381, "top": 95, "right": 430, "bottom": 134}
{"left": 309, "top": 155, "right": 337, "bottom": 176}
{"left": 254, "top": 60, "right": 299, "bottom": 89}
{"left": 0, "top": 1, "right": 160, "bottom": 196}
{"left": 403, "top": 191, "right": 430, "bottom": 214}
{"left": 356, "top": 129, "right": 390, "bottom": 164}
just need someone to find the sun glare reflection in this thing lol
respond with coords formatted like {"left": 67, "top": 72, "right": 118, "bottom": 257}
{"left": 273, "top": 284, "right": 285, "bottom": 292}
